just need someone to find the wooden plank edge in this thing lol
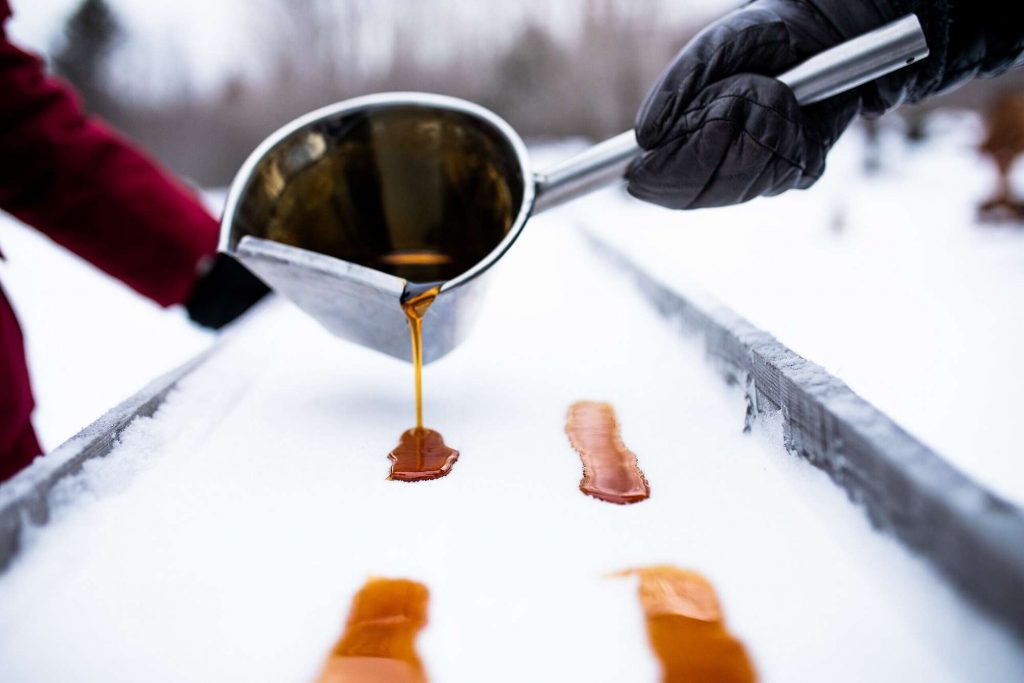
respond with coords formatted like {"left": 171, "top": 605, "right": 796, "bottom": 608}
{"left": 0, "top": 346, "right": 216, "bottom": 573}
{"left": 583, "top": 229, "right": 1024, "bottom": 642}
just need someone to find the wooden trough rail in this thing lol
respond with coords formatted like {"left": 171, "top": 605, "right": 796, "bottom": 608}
{"left": 0, "top": 350, "right": 212, "bottom": 572}
{"left": 584, "top": 229, "right": 1024, "bottom": 642}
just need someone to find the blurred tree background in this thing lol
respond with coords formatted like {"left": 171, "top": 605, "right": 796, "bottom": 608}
{"left": 52, "top": 0, "right": 123, "bottom": 123}
{"left": 36, "top": 0, "right": 710, "bottom": 186}
{"left": 27, "top": 0, "right": 1024, "bottom": 186}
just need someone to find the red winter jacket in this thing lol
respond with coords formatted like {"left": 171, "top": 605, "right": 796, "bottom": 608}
{"left": 0, "top": 0, "right": 219, "bottom": 481}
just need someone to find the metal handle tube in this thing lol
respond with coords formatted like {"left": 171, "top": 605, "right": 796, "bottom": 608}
{"left": 532, "top": 14, "right": 929, "bottom": 214}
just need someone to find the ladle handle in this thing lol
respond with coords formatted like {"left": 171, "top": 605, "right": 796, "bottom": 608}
{"left": 532, "top": 13, "right": 929, "bottom": 213}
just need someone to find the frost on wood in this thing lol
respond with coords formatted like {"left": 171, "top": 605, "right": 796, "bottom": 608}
{"left": 0, "top": 352, "right": 209, "bottom": 572}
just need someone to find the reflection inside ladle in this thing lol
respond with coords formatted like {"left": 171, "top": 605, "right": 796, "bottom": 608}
{"left": 378, "top": 251, "right": 454, "bottom": 267}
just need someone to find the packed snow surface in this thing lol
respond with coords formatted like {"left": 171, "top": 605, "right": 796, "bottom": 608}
{"left": 0, "top": 199, "right": 214, "bottom": 450}
{"left": 579, "top": 114, "right": 1024, "bottom": 504}
{"left": 1, "top": 215, "right": 1022, "bottom": 681}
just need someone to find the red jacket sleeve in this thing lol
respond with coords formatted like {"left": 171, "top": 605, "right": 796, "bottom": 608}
{"left": 0, "top": 4, "right": 217, "bottom": 307}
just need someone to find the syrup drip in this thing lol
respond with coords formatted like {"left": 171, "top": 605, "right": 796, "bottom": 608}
{"left": 401, "top": 285, "right": 438, "bottom": 431}
{"left": 387, "top": 284, "right": 459, "bottom": 482}
{"left": 616, "top": 566, "right": 756, "bottom": 683}
{"left": 565, "top": 401, "right": 649, "bottom": 504}
{"left": 316, "top": 577, "right": 430, "bottom": 683}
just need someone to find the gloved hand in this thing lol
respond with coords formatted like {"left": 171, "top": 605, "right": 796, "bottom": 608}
{"left": 185, "top": 253, "right": 270, "bottom": 330}
{"left": 627, "top": 0, "right": 922, "bottom": 210}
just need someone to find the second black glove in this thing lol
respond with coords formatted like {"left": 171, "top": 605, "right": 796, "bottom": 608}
{"left": 627, "top": 1, "right": 894, "bottom": 210}
{"left": 185, "top": 253, "right": 270, "bottom": 330}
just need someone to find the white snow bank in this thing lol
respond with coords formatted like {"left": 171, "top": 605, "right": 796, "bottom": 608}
{"left": 579, "top": 113, "right": 1024, "bottom": 505}
{"left": 0, "top": 221, "right": 1020, "bottom": 682}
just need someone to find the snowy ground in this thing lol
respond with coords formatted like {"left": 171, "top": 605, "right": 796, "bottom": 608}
{"left": 0, "top": 199, "right": 215, "bottom": 449}
{"left": 1, "top": 172, "right": 1024, "bottom": 680}
{"left": 575, "top": 113, "right": 1024, "bottom": 505}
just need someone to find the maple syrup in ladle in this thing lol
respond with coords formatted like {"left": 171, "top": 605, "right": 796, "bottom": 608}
{"left": 387, "top": 281, "right": 459, "bottom": 482}
{"left": 229, "top": 108, "right": 524, "bottom": 482}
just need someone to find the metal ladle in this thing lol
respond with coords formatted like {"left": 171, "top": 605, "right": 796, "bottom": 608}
{"left": 221, "top": 15, "right": 928, "bottom": 363}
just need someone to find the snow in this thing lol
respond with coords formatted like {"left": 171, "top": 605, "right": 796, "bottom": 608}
{"left": 579, "top": 113, "right": 1024, "bottom": 505}
{"left": 2, "top": 207, "right": 1023, "bottom": 681}
{"left": 0, "top": 203, "right": 214, "bottom": 451}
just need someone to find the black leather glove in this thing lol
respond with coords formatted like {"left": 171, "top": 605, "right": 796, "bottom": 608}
{"left": 185, "top": 253, "right": 270, "bottom": 330}
{"left": 627, "top": 0, "right": 927, "bottom": 210}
